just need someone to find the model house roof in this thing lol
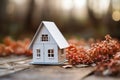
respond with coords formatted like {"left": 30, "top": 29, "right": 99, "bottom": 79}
{"left": 29, "top": 21, "right": 69, "bottom": 49}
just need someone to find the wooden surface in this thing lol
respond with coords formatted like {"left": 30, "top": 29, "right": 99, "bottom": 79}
{"left": 0, "top": 56, "right": 119, "bottom": 80}
{"left": 83, "top": 75, "right": 120, "bottom": 80}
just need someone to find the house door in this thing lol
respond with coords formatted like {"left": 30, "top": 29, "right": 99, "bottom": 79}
{"left": 44, "top": 44, "right": 58, "bottom": 63}
{"left": 33, "top": 44, "right": 44, "bottom": 63}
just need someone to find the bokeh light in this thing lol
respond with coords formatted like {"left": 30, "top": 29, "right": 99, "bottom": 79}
{"left": 112, "top": 11, "right": 120, "bottom": 21}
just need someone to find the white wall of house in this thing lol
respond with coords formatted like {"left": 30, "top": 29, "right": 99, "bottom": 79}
{"left": 33, "top": 25, "right": 58, "bottom": 63}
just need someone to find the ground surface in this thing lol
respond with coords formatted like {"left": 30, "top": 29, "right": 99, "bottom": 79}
{"left": 0, "top": 56, "right": 119, "bottom": 80}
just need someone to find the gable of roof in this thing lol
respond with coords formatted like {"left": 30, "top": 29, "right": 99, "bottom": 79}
{"left": 28, "top": 21, "right": 69, "bottom": 49}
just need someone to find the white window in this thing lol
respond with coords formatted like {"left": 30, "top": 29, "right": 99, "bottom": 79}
{"left": 41, "top": 34, "right": 48, "bottom": 41}
{"left": 48, "top": 49, "right": 54, "bottom": 57}
{"left": 36, "top": 49, "right": 40, "bottom": 58}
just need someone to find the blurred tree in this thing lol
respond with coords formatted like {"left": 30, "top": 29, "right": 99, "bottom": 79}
{"left": 87, "top": 0, "right": 107, "bottom": 38}
{"left": 25, "top": 0, "right": 35, "bottom": 33}
{"left": 0, "top": 0, "right": 7, "bottom": 40}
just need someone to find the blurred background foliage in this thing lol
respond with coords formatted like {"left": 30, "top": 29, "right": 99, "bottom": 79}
{"left": 0, "top": 0, "right": 120, "bottom": 40}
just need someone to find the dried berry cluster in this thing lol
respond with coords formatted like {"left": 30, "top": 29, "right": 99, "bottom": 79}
{"left": 66, "top": 34, "right": 120, "bottom": 76}
{"left": 95, "top": 52, "right": 120, "bottom": 76}
{"left": 87, "top": 35, "right": 120, "bottom": 63}
{"left": 0, "top": 37, "right": 32, "bottom": 56}
{"left": 66, "top": 35, "right": 120, "bottom": 65}
{"left": 66, "top": 45, "right": 93, "bottom": 65}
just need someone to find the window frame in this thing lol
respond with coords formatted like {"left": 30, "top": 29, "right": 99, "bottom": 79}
{"left": 48, "top": 49, "right": 54, "bottom": 58}
{"left": 41, "top": 34, "right": 48, "bottom": 41}
{"left": 36, "top": 49, "right": 41, "bottom": 58}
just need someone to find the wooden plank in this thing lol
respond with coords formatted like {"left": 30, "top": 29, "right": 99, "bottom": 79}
{"left": 83, "top": 75, "right": 120, "bottom": 80}
{"left": 0, "top": 56, "right": 31, "bottom": 77}
{"left": 0, "top": 67, "right": 29, "bottom": 77}
{"left": 0, "top": 55, "right": 31, "bottom": 64}
{"left": 0, "top": 56, "right": 95, "bottom": 80}
{"left": 0, "top": 57, "right": 119, "bottom": 80}
{"left": 0, "top": 65, "right": 95, "bottom": 80}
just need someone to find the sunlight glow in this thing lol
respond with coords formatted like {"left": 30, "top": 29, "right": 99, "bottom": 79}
{"left": 73, "top": 0, "right": 88, "bottom": 20}
{"left": 112, "top": 0, "right": 120, "bottom": 10}
{"left": 89, "top": 0, "right": 110, "bottom": 18}
{"left": 61, "top": 0, "right": 73, "bottom": 10}
{"left": 99, "top": 0, "right": 110, "bottom": 13}
{"left": 74, "top": 0, "right": 86, "bottom": 9}
{"left": 13, "top": 0, "right": 27, "bottom": 5}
